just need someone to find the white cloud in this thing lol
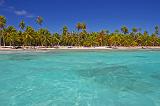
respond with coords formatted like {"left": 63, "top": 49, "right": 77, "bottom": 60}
{"left": 13, "top": 8, "right": 35, "bottom": 18}
{"left": 8, "top": 8, "right": 35, "bottom": 18}
{"left": 14, "top": 9, "right": 35, "bottom": 18}
{"left": 14, "top": 10, "right": 27, "bottom": 15}
{"left": 0, "top": 0, "right": 35, "bottom": 18}
{"left": 26, "top": 15, "right": 34, "bottom": 18}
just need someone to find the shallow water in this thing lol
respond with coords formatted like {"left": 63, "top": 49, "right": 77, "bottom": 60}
{"left": 0, "top": 50, "right": 160, "bottom": 106}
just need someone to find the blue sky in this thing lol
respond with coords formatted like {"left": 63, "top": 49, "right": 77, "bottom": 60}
{"left": 0, "top": 0, "right": 160, "bottom": 33}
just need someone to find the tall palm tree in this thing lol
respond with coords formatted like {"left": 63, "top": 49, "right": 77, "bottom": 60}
{"left": 36, "top": 16, "right": 43, "bottom": 46}
{"left": 37, "top": 28, "right": 51, "bottom": 46}
{"left": 62, "top": 26, "right": 68, "bottom": 36}
{"left": 24, "top": 26, "right": 35, "bottom": 46}
{"left": 51, "top": 33, "right": 60, "bottom": 46}
{"left": 155, "top": 25, "right": 159, "bottom": 36}
{"left": 76, "top": 22, "right": 86, "bottom": 31}
{"left": 143, "top": 31, "right": 149, "bottom": 46}
{"left": 76, "top": 23, "right": 82, "bottom": 31}
{"left": 81, "top": 23, "right": 86, "bottom": 31}
{"left": 150, "top": 34, "right": 159, "bottom": 46}
{"left": 19, "top": 20, "right": 26, "bottom": 47}
{"left": 36, "top": 16, "right": 43, "bottom": 27}
{"left": 96, "top": 30, "right": 106, "bottom": 46}
{"left": 121, "top": 26, "right": 129, "bottom": 34}
{"left": 5, "top": 26, "right": 17, "bottom": 46}
{"left": 0, "top": 15, "right": 6, "bottom": 46}
{"left": 19, "top": 20, "right": 26, "bottom": 31}
{"left": 132, "top": 27, "right": 138, "bottom": 34}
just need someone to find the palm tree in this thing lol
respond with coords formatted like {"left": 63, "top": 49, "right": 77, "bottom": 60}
{"left": 62, "top": 26, "right": 68, "bottom": 36}
{"left": 121, "top": 26, "right": 129, "bottom": 34}
{"left": 96, "top": 30, "right": 106, "bottom": 46}
{"left": 37, "top": 28, "right": 51, "bottom": 46}
{"left": 81, "top": 23, "right": 86, "bottom": 31}
{"left": 132, "top": 27, "right": 138, "bottom": 34}
{"left": 19, "top": 20, "right": 26, "bottom": 47}
{"left": 24, "top": 26, "right": 35, "bottom": 46}
{"left": 36, "top": 16, "right": 43, "bottom": 27}
{"left": 19, "top": 20, "right": 26, "bottom": 31}
{"left": 76, "top": 22, "right": 86, "bottom": 31}
{"left": 5, "top": 26, "right": 17, "bottom": 46}
{"left": 155, "top": 25, "right": 159, "bottom": 36}
{"left": 76, "top": 23, "right": 82, "bottom": 31}
{"left": 51, "top": 33, "right": 60, "bottom": 46}
{"left": 114, "top": 30, "right": 119, "bottom": 34}
{"left": 143, "top": 31, "right": 149, "bottom": 46}
{"left": 131, "top": 27, "right": 138, "bottom": 40}
{"left": 150, "top": 34, "right": 159, "bottom": 46}
{"left": 0, "top": 15, "right": 6, "bottom": 46}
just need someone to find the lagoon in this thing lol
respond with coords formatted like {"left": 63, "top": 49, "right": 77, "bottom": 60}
{"left": 0, "top": 50, "right": 160, "bottom": 106}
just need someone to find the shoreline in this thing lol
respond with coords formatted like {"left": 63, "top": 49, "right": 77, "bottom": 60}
{"left": 0, "top": 46, "right": 160, "bottom": 51}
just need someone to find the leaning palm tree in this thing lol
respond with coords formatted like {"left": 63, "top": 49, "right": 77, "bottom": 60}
{"left": 0, "top": 15, "right": 6, "bottom": 46}
{"left": 36, "top": 16, "right": 43, "bottom": 46}
{"left": 36, "top": 16, "right": 43, "bottom": 27}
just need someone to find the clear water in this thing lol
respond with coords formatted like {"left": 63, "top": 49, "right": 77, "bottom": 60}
{"left": 0, "top": 50, "right": 160, "bottom": 106}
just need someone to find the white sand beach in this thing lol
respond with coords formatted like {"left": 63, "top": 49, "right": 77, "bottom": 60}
{"left": 0, "top": 46, "right": 160, "bottom": 51}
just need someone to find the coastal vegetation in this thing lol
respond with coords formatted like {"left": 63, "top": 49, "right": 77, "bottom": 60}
{"left": 0, "top": 15, "right": 160, "bottom": 47}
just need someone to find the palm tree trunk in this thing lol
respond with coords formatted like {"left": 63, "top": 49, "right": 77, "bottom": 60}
{"left": 0, "top": 36, "right": 1, "bottom": 47}
{"left": 0, "top": 30, "right": 3, "bottom": 47}
{"left": 3, "top": 36, "right": 5, "bottom": 47}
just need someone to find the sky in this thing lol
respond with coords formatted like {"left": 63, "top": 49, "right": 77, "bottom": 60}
{"left": 0, "top": 0, "right": 160, "bottom": 33}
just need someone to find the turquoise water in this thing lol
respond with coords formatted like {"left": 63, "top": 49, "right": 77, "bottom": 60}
{"left": 0, "top": 50, "right": 160, "bottom": 106}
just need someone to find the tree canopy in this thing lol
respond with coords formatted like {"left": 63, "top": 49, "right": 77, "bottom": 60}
{"left": 0, "top": 15, "right": 160, "bottom": 47}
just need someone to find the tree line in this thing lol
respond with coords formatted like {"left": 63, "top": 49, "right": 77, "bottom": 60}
{"left": 0, "top": 15, "right": 160, "bottom": 47}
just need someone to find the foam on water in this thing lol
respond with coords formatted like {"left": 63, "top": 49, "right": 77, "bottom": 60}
{"left": 0, "top": 50, "right": 160, "bottom": 106}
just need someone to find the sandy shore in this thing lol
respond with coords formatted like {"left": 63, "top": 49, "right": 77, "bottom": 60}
{"left": 0, "top": 46, "right": 160, "bottom": 51}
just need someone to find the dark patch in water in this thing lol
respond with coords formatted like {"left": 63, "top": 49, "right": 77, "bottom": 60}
{"left": 77, "top": 65, "right": 131, "bottom": 78}
{"left": 150, "top": 73, "right": 160, "bottom": 80}
{"left": 8, "top": 54, "right": 37, "bottom": 61}
{"left": 134, "top": 55, "right": 147, "bottom": 58}
{"left": 76, "top": 65, "right": 156, "bottom": 94}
